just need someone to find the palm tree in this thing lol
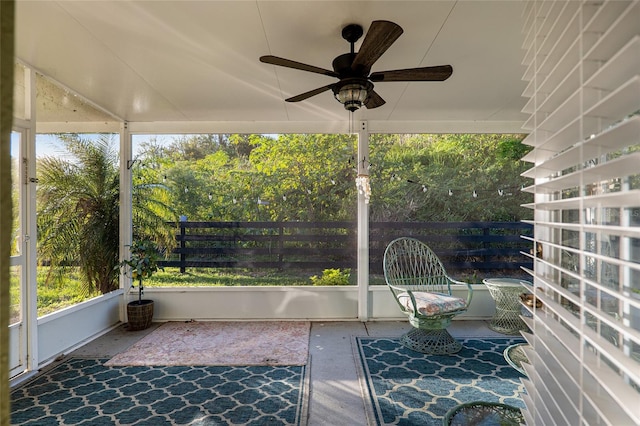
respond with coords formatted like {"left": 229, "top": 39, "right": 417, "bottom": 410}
{"left": 37, "top": 134, "right": 175, "bottom": 295}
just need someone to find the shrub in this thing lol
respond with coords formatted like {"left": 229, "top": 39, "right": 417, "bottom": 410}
{"left": 310, "top": 268, "right": 351, "bottom": 286}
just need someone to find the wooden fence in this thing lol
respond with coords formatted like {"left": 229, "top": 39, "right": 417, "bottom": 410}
{"left": 158, "top": 221, "right": 533, "bottom": 275}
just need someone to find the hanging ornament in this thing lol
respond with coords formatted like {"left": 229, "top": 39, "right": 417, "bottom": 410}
{"left": 355, "top": 174, "right": 371, "bottom": 204}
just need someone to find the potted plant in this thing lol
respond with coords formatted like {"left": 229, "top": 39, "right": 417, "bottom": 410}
{"left": 119, "top": 239, "right": 162, "bottom": 330}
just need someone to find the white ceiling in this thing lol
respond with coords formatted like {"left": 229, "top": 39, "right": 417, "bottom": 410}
{"left": 15, "top": 1, "right": 528, "bottom": 133}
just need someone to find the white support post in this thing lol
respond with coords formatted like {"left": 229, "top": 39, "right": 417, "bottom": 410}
{"left": 25, "top": 67, "right": 38, "bottom": 371}
{"left": 119, "top": 122, "right": 132, "bottom": 323}
{"left": 357, "top": 120, "right": 369, "bottom": 321}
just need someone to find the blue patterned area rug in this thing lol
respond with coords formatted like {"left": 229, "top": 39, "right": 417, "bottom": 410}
{"left": 355, "top": 337, "right": 526, "bottom": 426}
{"left": 11, "top": 358, "right": 308, "bottom": 426}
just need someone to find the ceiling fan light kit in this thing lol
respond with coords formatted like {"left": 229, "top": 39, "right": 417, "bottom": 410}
{"left": 260, "top": 20, "right": 452, "bottom": 111}
{"left": 334, "top": 81, "right": 372, "bottom": 112}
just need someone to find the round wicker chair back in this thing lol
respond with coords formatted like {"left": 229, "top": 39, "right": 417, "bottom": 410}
{"left": 383, "top": 237, "right": 452, "bottom": 296}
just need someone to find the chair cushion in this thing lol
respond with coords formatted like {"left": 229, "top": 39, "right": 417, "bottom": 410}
{"left": 397, "top": 291, "right": 467, "bottom": 317}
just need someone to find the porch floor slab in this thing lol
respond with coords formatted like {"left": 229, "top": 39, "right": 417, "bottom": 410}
{"left": 24, "top": 320, "right": 510, "bottom": 425}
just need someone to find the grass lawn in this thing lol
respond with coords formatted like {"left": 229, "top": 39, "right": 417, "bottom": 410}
{"left": 147, "top": 267, "right": 385, "bottom": 287}
{"left": 146, "top": 268, "right": 315, "bottom": 287}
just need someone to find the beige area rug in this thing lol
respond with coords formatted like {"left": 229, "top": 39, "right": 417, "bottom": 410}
{"left": 105, "top": 321, "right": 310, "bottom": 366}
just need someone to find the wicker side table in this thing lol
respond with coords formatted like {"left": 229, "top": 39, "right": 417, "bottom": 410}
{"left": 483, "top": 278, "right": 530, "bottom": 335}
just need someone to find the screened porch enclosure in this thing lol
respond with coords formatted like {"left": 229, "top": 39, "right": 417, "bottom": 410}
{"left": 7, "top": 1, "right": 640, "bottom": 425}
{"left": 11, "top": 64, "right": 513, "bottom": 379}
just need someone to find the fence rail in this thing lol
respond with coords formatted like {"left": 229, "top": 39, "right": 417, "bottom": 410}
{"left": 158, "top": 221, "right": 533, "bottom": 275}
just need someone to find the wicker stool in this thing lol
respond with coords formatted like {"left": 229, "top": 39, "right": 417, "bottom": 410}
{"left": 483, "top": 278, "right": 530, "bottom": 335}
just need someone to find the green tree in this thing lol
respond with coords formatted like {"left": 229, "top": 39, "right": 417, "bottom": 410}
{"left": 369, "top": 134, "right": 532, "bottom": 222}
{"left": 132, "top": 133, "right": 531, "bottom": 224}
{"left": 249, "top": 134, "right": 357, "bottom": 221}
{"left": 166, "top": 134, "right": 226, "bottom": 161}
{"left": 37, "top": 134, "right": 120, "bottom": 295}
{"left": 146, "top": 133, "right": 359, "bottom": 222}
{"left": 37, "top": 134, "right": 175, "bottom": 295}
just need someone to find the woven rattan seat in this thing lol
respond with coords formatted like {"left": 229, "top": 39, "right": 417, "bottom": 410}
{"left": 383, "top": 237, "right": 473, "bottom": 354}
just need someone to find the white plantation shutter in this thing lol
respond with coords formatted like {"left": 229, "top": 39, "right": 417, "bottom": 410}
{"left": 520, "top": 1, "right": 640, "bottom": 425}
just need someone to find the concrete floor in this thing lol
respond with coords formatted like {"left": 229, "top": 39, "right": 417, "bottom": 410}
{"left": 66, "top": 320, "right": 505, "bottom": 426}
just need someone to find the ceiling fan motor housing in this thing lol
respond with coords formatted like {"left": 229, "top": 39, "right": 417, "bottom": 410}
{"left": 333, "top": 53, "right": 357, "bottom": 76}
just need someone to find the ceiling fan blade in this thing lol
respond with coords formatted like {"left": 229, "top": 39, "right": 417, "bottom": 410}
{"left": 260, "top": 55, "right": 339, "bottom": 78}
{"left": 369, "top": 65, "right": 453, "bottom": 82}
{"left": 364, "top": 90, "right": 386, "bottom": 109}
{"left": 285, "top": 84, "right": 335, "bottom": 102}
{"left": 351, "top": 21, "right": 403, "bottom": 73}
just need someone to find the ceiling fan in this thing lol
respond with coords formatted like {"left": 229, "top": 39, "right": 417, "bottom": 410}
{"left": 260, "top": 20, "right": 453, "bottom": 112}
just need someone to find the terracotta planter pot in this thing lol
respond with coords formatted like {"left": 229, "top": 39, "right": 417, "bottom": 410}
{"left": 127, "top": 299, "right": 154, "bottom": 331}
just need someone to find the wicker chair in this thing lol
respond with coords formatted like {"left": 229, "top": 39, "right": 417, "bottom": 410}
{"left": 383, "top": 237, "right": 473, "bottom": 354}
